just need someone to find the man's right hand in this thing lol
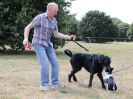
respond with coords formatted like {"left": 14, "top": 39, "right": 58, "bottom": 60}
{"left": 23, "top": 39, "right": 29, "bottom": 48}
{"left": 23, "top": 39, "right": 34, "bottom": 51}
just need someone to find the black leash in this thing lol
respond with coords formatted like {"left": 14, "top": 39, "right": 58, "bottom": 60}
{"left": 74, "top": 41, "right": 89, "bottom": 52}
{"left": 113, "top": 65, "right": 133, "bottom": 74}
{"left": 70, "top": 36, "right": 90, "bottom": 52}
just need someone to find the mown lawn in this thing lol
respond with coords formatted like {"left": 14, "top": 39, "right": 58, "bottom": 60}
{"left": 0, "top": 42, "right": 133, "bottom": 99}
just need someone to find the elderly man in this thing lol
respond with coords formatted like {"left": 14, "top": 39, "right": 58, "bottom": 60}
{"left": 23, "top": 2, "right": 76, "bottom": 91}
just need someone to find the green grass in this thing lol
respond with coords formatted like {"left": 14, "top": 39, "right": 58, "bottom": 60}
{"left": 0, "top": 42, "right": 133, "bottom": 99}
{"left": 112, "top": 41, "right": 133, "bottom": 45}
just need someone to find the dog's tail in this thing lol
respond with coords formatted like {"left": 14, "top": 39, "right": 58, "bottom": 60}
{"left": 64, "top": 49, "right": 73, "bottom": 57}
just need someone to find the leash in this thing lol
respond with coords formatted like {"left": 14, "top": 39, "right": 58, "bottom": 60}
{"left": 113, "top": 65, "right": 133, "bottom": 74}
{"left": 74, "top": 41, "right": 89, "bottom": 52}
{"left": 70, "top": 36, "right": 90, "bottom": 52}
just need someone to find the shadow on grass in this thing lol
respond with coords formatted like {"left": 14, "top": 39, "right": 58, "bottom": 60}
{"left": 0, "top": 50, "right": 35, "bottom": 55}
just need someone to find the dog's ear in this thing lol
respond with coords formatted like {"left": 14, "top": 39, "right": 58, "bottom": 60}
{"left": 108, "top": 57, "right": 111, "bottom": 62}
{"left": 103, "top": 56, "right": 111, "bottom": 64}
{"left": 97, "top": 55, "right": 104, "bottom": 63}
{"left": 111, "top": 68, "right": 113, "bottom": 70}
{"left": 111, "top": 68, "right": 113, "bottom": 72}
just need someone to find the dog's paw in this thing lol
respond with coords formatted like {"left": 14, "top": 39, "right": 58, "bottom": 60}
{"left": 88, "top": 84, "right": 92, "bottom": 88}
{"left": 102, "top": 85, "right": 106, "bottom": 89}
{"left": 68, "top": 80, "right": 72, "bottom": 83}
{"left": 73, "top": 78, "right": 77, "bottom": 82}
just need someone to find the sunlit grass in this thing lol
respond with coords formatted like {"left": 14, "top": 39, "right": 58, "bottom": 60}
{"left": 0, "top": 42, "right": 133, "bottom": 99}
{"left": 112, "top": 41, "right": 133, "bottom": 45}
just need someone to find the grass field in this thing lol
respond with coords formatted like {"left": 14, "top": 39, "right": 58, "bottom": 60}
{"left": 0, "top": 42, "right": 133, "bottom": 99}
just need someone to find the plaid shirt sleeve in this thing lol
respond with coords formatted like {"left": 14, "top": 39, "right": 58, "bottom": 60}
{"left": 54, "top": 24, "right": 58, "bottom": 32}
{"left": 53, "top": 19, "right": 58, "bottom": 32}
{"left": 31, "top": 15, "right": 41, "bottom": 27}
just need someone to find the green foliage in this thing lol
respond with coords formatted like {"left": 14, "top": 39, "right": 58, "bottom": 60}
{"left": 112, "top": 18, "right": 130, "bottom": 38}
{"left": 117, "top": 23, "right": 129, "bottom": 38}
{"left": 127, "top": 23, "right": 133, "bottom": 39}
{"left": 65, "top": 15, "right": 79, "bottom": 35}
{"left": 0, "top": 0, "right": 73, "bottom": 51}
{"left": 112, "top": 18, "right": 122, "bottom": 26}
{"left": 79, "top": 10, "right": 118, "bottom": 42}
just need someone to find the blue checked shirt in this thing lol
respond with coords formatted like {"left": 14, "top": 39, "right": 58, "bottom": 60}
{"left": 32, "top": 13, "right": 58, "bottom": 47}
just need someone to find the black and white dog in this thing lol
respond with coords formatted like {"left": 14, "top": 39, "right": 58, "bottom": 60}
{"left": 104, "top": 68, "right": 118, "bottom": 91}
{"left": 64, "top": 49, "right": 112, "bottom": 89}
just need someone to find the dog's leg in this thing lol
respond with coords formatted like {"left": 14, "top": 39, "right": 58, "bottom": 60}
{"left": 68, "top": 71, "right": 73, "bottom": 82}
{"left": 114, "top": 83, "right": 117, "bottom": 91}
{"left": 106, "top": 84, "right": 108, "bottom": 90}
{"left": 88, "top": 73, "right": 94, "bottom": 88}
{"left": 68, "top": 70, "right": 78, "bottom": 82}
{"left": 72, "top": 68, "right": 82, "bottom": 82}
{"left": 88, "top": 61, "right": 95, "bottom": 88}
{"left": 68, "top": 68, "right": 81, "bottom": 82}
{"left": 97, "top": 73, "right": 106, "bottom": 89}
{"left": 73, "top": 74, "right": 77, "bottom": 82}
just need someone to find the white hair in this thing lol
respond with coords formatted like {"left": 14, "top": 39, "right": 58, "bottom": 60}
{"left": 47, "top": 2, "right": 58, "bottom": 10}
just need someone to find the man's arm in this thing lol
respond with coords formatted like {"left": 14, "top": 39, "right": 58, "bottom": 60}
{"left": 23, "top": 22, "right": 33, "bottom": 47}
{"left": 53, "top": 30, "right": 76, "bottom": 40}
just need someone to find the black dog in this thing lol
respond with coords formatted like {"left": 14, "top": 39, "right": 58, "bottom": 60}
{"left": 64, "top": 49, "right": 112, "bottom": 89}
{"left": 104, "top": 68, "right": 118, "bottom": 91}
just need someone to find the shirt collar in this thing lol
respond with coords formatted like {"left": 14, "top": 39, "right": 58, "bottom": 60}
{"left": 44, "top": 12, "right": 56, "bottom": 21}
{"left": 44, "top": 12, "right": 48, "bottom": 18}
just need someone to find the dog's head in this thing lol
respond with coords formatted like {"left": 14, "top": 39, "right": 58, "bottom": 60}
{"left": 105, "top": 67, "right": 113, "bottom": 74}
{"left": 104, "top": 68, "right": 118, "bottom": 91}
{"left": 95, "top": 55, "right": 111, "bottom": 69}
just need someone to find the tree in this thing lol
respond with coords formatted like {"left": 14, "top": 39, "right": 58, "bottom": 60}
{"left": 66, "top": 15, "right": 79, "bottom": 35}
{"left": 127, "top": 23, "right": 133, "bottom": 39}
{"left": 79, "top": 10, "right": 118, "bottom": 42}
{"left": 0, "top": 0, "right": 23, "bottom": 51}
{"left": 112, "top": 18, "right": 122, "bottom": 26}
{"left": 117, "top": 23, "right": 129, "bottom": 38}
{"left": 112, "top": 18, "right": 129, "bottom": 38}
{"left": 0, "top": 0, "right": 73, "bottom": 51}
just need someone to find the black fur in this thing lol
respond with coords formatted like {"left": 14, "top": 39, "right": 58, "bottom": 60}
{"left": 64, "top": 49, "right": 112, "bottom": 89}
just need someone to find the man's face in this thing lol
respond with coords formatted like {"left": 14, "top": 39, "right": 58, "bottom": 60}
{"left": 48, "top": 6, "right": 58, "bottom": 18}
